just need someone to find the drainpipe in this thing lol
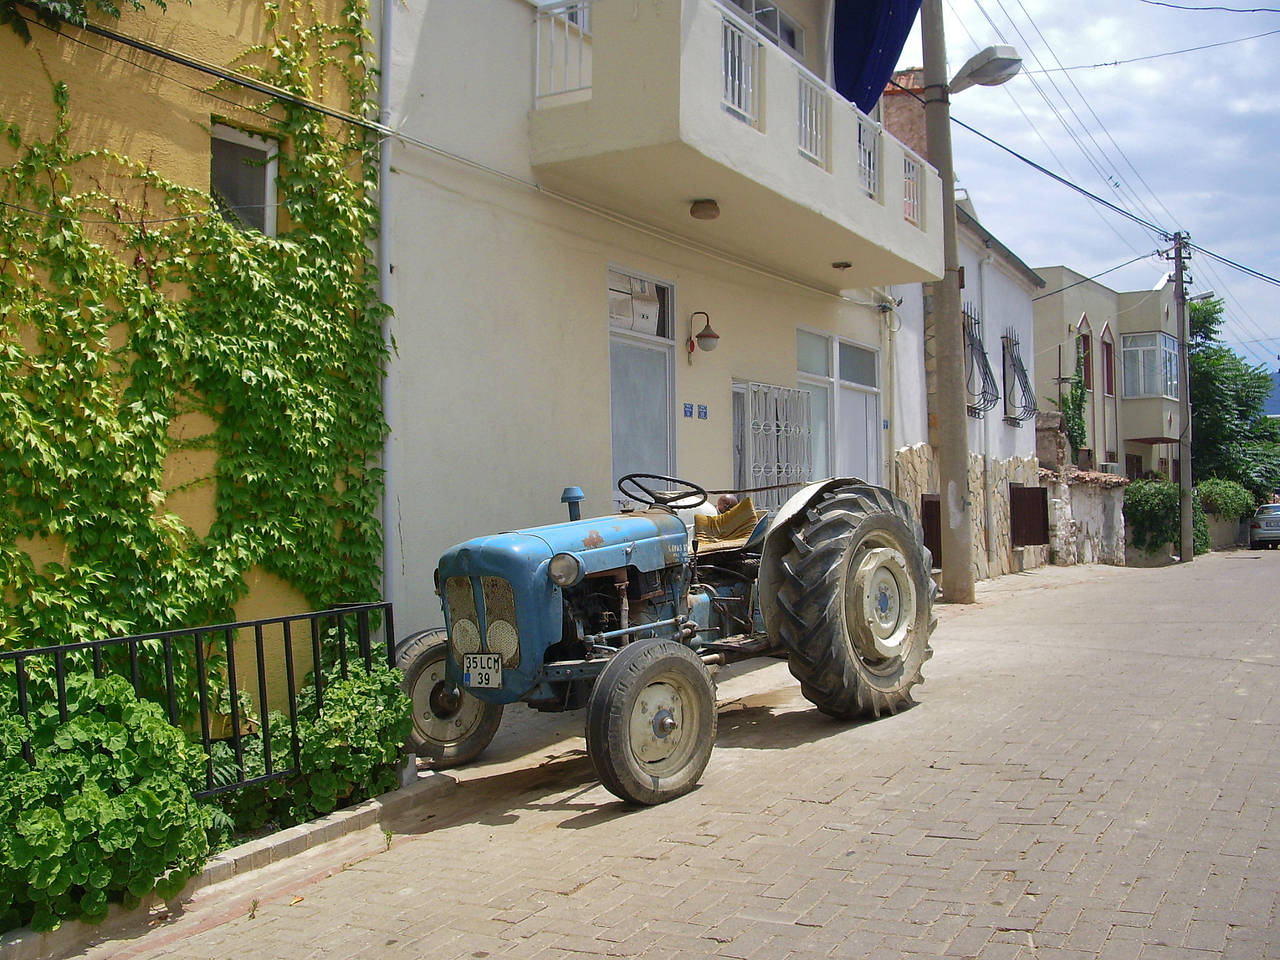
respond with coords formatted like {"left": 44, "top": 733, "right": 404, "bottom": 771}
{"left": 979, "top": 252, "right": 997, "bottom": 572}
{"left": 879, "top": 287, "right": 899, "bottom": 494}
{"left": 378, "top": 0, "right": 397, "bottom": 608}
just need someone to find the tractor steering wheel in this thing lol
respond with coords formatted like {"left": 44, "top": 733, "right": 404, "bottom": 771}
{"left": 617, "top": 473, "right": 709, "bottom": 510}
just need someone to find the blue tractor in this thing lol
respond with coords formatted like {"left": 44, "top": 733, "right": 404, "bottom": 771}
{"left": 397, "top": 474, "right": 935, "bottom": 805}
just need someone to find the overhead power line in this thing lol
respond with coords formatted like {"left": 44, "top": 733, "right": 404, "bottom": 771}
{"left": 1189, "top": 243, "right": 1280, "bottom": 287}
{"left": 1022, "top": 28, "right": 1280, "bottom": 72}
{"left": 1031, "top": 251, "right": 1167, "bottom": 301}
{"left": 1136, "top": 0, "right": 1280, "bottom": 11}
{"left": 948, "top": 114, "right": 1173, "bottom": 236}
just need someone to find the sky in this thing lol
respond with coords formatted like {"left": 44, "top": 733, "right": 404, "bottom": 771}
{"left": 892, "top": 0, "right": 1280, "bottom": 371}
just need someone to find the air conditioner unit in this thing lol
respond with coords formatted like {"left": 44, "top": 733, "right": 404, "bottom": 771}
{"left": 1099, "top": 462, "right": 1121, "bottom": 474}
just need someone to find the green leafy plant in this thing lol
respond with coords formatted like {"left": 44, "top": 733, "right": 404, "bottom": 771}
{"left": 1196, "top": 477, "right": 1255, "bottom": 521}
{"left": 207, "top": 661, "right": 410, "bottom": 838}
{"left": 1124, "top": 478, "right": 1210, "bottom": 556}
{"left": 0, "top": 675, "right": 209, "bottom": 934}
{"left": 1190, "top": 298, "right": 1280, "bottom": 502}
{"left": 1051, "top": 371, "right": 1088, "bottom": 464}
{"left": 1193, "top": 491, "right": 1210, "bottom": 556}
{"left": 1, "top": 0, "right": 173, "bottom": 43}
{"left": 1124, "top": 478, "right": 1180, "bottom": 554}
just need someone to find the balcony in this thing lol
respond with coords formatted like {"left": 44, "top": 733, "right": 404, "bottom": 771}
{"left": 530, "top": 0, "right": 943, "bottom": 292}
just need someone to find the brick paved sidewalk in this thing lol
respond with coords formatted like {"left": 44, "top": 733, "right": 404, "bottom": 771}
{"left": 76, "top": 554, "right": 1280, "bottom": 959}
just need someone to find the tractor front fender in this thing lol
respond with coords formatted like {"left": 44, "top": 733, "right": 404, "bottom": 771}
{"left": 757, "top": 477, "right": 868, "bottom": 643}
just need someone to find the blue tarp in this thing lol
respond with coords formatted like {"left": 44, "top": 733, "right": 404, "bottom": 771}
{"left": 832, "top": 0, "right": 923, "bottom": 114}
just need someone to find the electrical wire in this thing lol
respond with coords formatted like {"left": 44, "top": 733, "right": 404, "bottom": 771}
{"left": 1136, "top": 0, "right": 1280, "bottom": 12}
{"left": 941, "top": 0, "right": 1150, "bottom": 258}
{"left": 1022, "top": 28, "right": 1280, "bottom": 72}
{"left": 973, "top": 0, "right": 1165, "bottom": 244}
{"left": 1032, "top": 251, "right": 1167, "bottom": 301}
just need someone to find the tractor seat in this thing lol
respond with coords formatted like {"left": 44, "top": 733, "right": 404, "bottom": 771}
{"left": 693, "top": 497, "right": 767, "bottom": 553}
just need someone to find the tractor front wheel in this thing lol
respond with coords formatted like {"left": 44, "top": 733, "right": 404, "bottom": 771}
{"left": 585, "top": 640, "right": 717, "bottom": 805}
{"left": 775, "top": 484, "right": 935, "bottom": 719}
{"left": 397, "top": 629, "right": 503, "bottom": 768}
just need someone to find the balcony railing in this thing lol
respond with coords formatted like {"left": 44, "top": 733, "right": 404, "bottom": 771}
{"left": 796, "top": 67, "right": 828, "bottom": 167}
{"left": 903, "top": 151, "right": 922, "bottom": 226}
{"left": 536, "top": 1, "right": 594, "bottom": 102}
{"left": 721, "top": 11, "right": 760, "bottom": 125}
{"left": 856, "top": 112, "right": 880, "bottom": 199}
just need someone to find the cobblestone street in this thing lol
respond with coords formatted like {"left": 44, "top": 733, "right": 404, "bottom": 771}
{"left": 79, "top": 553, "right": 1280, "bottom": 960}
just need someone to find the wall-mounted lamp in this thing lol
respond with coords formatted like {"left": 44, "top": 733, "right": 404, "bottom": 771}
{"left": 687, "top": 311, "right": 719, "bottom": 364}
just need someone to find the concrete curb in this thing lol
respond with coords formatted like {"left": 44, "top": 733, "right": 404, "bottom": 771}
{"left": 0, "top": 771, "right": 456, "bottom": 960}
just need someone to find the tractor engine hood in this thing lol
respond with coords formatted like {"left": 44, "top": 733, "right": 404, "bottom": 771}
{"left": 437, "top": 509, "right": 690, "bottom": 581}
{"left": 433, "top": 510, "right": 690, "bottom": 703}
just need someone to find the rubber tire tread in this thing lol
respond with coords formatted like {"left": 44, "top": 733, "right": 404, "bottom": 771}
{"left": 775, "top": 484, "right": 936, "bottom": 720}
{"left": 585, "top": 640, "right": 717, "bottom": 806}
{"left": 396, "top": 629, "right": 503, "bottom": 768}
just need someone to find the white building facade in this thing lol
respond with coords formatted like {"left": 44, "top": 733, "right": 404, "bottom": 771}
{"left": 888, "top": 204, "right": 1045, "bottom": 581}
{"left": 379, "top": 0, "right": 944, "bottom": 630}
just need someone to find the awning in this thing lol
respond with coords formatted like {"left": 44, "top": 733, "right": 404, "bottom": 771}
{"left": 833, "top": 0, "right": 923, "bottom": 114}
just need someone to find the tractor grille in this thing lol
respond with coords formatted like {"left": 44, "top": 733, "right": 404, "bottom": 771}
{"left": 443, "top": 575, "right": 521, "bottom": 669}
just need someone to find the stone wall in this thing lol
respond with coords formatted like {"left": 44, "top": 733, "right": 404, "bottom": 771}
{"left": 893, "top": 442, "right": 1047, "bottom": 581}
{"left": 1208, "top": 514, "right": 1246, "bottom": 549}
{"left": 1042, "top": 468, "right": 1128, "bottom": 565}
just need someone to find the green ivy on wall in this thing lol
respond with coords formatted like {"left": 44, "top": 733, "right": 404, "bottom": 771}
{"left": 1052, "top": 371, "right": 1088, "bottom": 464}
{"left": 0, "top": 0, "right": 389, "bottom": 653}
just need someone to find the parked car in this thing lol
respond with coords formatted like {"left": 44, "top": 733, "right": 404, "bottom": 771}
{"left": 1248, "top": 504, "right": 1280, "bottom": 549}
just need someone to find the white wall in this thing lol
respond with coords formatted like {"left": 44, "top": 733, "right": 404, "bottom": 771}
{"left": 957, "top": 233, "right": 1038, "bottom": 463}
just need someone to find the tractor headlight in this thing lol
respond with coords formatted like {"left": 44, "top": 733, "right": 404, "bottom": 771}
{"left": 486, "top": 619, "right": 521, "bottom": 667}
{"left": 451, "top": 618, "right": 482, "bottom": 658}
{"left": 548, "top": 552, "right": 585, "bottom": 587}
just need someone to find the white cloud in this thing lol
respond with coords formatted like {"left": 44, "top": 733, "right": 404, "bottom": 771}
{"left": 893, "top": 0, "right": 1280, "bottom": 367}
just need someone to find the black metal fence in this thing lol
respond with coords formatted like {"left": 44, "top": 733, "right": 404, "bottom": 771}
{"left": 0, "top": 602, "right": 395, "bottom": 798}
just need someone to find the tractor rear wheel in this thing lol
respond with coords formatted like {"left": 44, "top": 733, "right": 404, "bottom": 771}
{"left": 585, "top": 640, "right": 717, "bottom": 805}
{"left": 775, "top": 484, "right": 935, "bottom": 719}
{"left": 397, "top": 629, "right": 503, "bottom": 768}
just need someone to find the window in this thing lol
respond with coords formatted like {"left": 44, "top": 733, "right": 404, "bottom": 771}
{"left": 1076, "top": 332, "right": 1093, "bottom": 390}
{"left": 726, "top": 0, "right": 804, "bottom": 57}
{"left": 1101, "top": 334, "right": 1115, "bottom": 396}
{"left": 732, "top": 381, "right": 813, "bottom": 510}
{"left": 608, "top": 269, "right": 674, "bottom": 498}
{"left": 797, "top": 329, "right": 831, "bottom": 477}
{"left": 797, "top": 329, "right": 881, "bottom": 484}
{"left": 1122, "top": 332, "right": 1180, "bottom": 399}
{"left": 210, "top": 124, "right": 277, "bottom": 235}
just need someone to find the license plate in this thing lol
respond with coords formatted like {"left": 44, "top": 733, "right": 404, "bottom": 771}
{"left": 463, "top": 653, "right": 502, "bottom": 688}
{"left": 1266, "top": 521, "right": 1279, "bottom": 529}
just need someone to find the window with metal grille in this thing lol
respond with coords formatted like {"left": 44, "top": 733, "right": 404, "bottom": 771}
{"left": 732, "top": 381, "right": 813, "bottom": 510}
{"left": 963, "top": 302, "right": 999, "bottom": 419}
{"left": 1001, "top": 330, "right": 1037, "bottom": 424}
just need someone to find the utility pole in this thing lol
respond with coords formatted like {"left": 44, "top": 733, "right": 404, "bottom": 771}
{"left": 1173, "top": 232, "right": 1194, "bottom": 562}
{"left": 921, "top": 0, "right": 976, "bottom": 602}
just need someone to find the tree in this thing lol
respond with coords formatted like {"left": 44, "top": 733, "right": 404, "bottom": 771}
{"left": 1189, "top": 297, "right": 1280, "bottom": 502}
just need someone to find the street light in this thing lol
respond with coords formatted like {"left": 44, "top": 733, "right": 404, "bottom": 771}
{"left": 949, "top": 45, "right": 1023, "bottom": 94}
{"left": 921, "top": 5, "right": 1022, "bottom": 603}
